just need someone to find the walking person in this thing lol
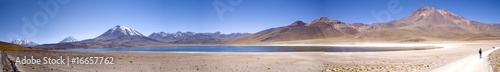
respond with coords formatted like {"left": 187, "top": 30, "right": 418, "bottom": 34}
{"left": 479, "top": 48, "right": 482, "bottom": 59}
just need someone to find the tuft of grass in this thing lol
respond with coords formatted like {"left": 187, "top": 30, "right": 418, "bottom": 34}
{"left": 488, "top": 50, "right": 500, "bottom": 72}
{"left": 322, "top": 64, "right": 429, "bottom": 72}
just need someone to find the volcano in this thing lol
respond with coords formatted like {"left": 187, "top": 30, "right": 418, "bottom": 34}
{"left": 36, "top": 25, "right": 162, "bottom": 49}
{"left": 228, "top": 6, "right": 500, "bottom": 44}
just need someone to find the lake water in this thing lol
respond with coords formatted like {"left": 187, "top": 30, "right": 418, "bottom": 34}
{"left": 65, "top": 46, "right": 436, "bottom": 52}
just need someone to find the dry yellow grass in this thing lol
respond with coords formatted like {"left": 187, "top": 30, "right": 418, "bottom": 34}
{"left": 489, "top": 49, "right": 500, "bottom": 72}
{"left": 0, "top": 42, "right": 32, "bottom": 51}
{"left": 322, "top": 64, "right": 429, "bottom": 72}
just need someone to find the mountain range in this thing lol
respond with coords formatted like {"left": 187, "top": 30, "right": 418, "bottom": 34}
{"left": 35, "top": 25, "right": 250, "bottom": 49}
{"left": 36, "top": 25, "right": 163, "bottom": 48}
{"left": 33, "top": 6, "right": 500, "bottom": 48}
{"left": 148, "top": 31, "right": 250, "bottom": 44}
{"left": 10, "top": 39, "right": 38, "bottom": 47}
{"left": 228, "top": 6, "right": 500, "bottom": 44}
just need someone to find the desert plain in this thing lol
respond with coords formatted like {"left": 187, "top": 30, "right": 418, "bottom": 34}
{"left": 2, "top": 40, "right": 499, "bottom": 72}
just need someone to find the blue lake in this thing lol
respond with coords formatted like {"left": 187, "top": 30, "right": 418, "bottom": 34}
{"left": 65, "top": 46, "right": 436, "bottom": 52}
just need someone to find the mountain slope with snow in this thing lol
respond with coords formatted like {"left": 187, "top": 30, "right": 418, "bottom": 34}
{"left": 11, "top": 39, "right": 38, "bottom": 47}
{"left": 35, "top": 25, "right": 162, "bottom": 49}
{"left": 59, "top": 36, "right": 78, "bottom": 43}
{"left": 94, "top": 25, "right": 146, "bottom": 40}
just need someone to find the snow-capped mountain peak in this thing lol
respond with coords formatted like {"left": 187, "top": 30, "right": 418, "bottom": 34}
{"left": 110, "top": 25, "right": 144, "bottom": 36}
{"left": 59, "top": 36, "right": 78, "bottom": 43}
{"left": 94, "top": 25, "right": 146, "bottom": 40}
{"left": 10, "top": 38, "right": 38, "bottom": 47}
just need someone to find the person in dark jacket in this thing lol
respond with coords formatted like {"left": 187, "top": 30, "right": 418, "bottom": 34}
{"left": 479, "top": 48, "right": 482, "bottom": 59}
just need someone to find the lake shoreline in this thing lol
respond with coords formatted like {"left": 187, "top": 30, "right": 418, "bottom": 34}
{"left": 61, "top": 45, "right": 441, "bottom": 52}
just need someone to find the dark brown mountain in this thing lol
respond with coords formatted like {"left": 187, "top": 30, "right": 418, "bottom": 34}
{"left": 229, "top": 6, "right": 500, "bottom": 44}
{"left": 363, "top": 6, "right": 500, "bottom": 40}
{"left": 228, "top": 17, "right": 363, "bottom": 44}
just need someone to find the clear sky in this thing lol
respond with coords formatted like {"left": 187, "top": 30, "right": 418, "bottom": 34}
{"left": 1, "top": 0, "right": 499, "bottom": 44}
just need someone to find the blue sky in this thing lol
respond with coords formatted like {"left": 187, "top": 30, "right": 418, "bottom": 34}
{"left": 0, "top": 0, "right": 499, "bottom": 44}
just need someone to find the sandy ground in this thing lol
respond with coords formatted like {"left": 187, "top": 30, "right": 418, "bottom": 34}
{"left": 432, "top": 47, "right": 498, "bottom": 72}
{"left": 3, "top": 40, "right": 500, "bottom": 72}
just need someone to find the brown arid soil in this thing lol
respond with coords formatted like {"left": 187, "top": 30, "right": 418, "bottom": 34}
{"left": 1, "top": 40, "right": 498, "bottom": 72}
